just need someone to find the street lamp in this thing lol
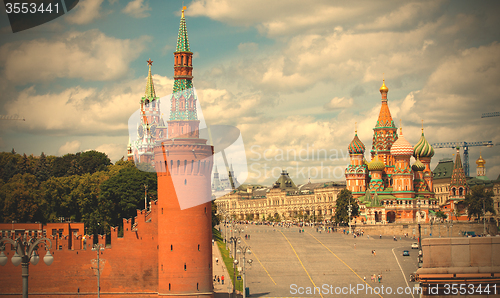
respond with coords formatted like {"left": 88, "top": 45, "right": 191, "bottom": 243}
{"left": 91, "top": 244, "right": 105, "bottom": 298}
{"left": 236, "top": 246, "right": 252, "bottom": 298}
{"left": 229, "top": 235, "right": 240, "bottom": 297}
{"left": 348, "top": 197, "right": 352, "bottom": 235}
{"left": 0, "top": 235, "right": 54, "bottom": 298}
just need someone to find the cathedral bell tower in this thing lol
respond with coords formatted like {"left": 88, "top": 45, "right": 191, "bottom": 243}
{"left": 154, "top": 7, "right": 214, "bottom": 297}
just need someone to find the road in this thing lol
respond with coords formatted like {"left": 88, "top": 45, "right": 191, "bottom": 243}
{"left": 232, "top": 224, "right": 421, "bottom": 297}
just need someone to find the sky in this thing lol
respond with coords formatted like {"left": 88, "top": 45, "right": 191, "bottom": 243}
{"left": 0, "top": 0, "right": 500, "bottom": 186}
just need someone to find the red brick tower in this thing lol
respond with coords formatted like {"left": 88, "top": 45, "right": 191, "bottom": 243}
{"left": 154, "top": 7, "right": 214, "bottom": 297}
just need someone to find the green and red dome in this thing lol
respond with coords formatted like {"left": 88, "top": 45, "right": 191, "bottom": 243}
{"left": 413, "top": 131, "right": 434, "bottom": 158}
{"left": 348, "top": 133, "right": 366, "bottom": 154}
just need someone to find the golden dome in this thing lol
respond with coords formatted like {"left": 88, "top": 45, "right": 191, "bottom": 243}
{"left": 476, "top": 154, "right": 486, "bottom": 167}
{"left": 379, "top": 79, "right": 388, "bottom": 93}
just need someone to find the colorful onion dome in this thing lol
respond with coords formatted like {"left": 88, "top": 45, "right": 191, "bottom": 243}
{"left": 412, "top": 157, "right": 425, "bottom": 172}
{"left": 380, "top": 79, "right": 388, "bottom": 93}
{"left": 476, "top": 154, "right": 486, "bottom": 167}
{"left": 348, "top": 133, "right": 365, "bottom": 154}
{"left": 368, "top": 154, "right": 385, "bottom": 171}
{"left": 413, "top": 130, "right": 434, "bottom": 158}
{"left": 390, "top": 128, "right": 413, "bottom": 156}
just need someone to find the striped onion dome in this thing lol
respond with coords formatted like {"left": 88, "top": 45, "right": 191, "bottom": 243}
{"left": 413, "top": 131, "right": 434, "bottom": 158}
{"left": 412, "top": 157, "right": 425, "bottom": 172}
{"left": 390, "top": 129, "right": 413, "bottom": 156}
{"left": 368, "top": 154, "right": 385, "bottom": 171}
{"left": 348, "top": 133, "right": 365, "bottom": 154}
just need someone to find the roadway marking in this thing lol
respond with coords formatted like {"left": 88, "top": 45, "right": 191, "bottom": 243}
{"left": 306, "top": 231, "right": 383, "bottom": 298}
{"left": 279, "top": 231, "right": 324, "bottom": 298}
{"left": 242, "top": 238, "right": 277, "bottom": 285}
{"left": 391, "top": 246, "right": 414, "bottom": 298}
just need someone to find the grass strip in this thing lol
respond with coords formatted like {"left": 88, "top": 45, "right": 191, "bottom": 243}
{"left": 213, "top": 228, "right": 243, "bottom": 292}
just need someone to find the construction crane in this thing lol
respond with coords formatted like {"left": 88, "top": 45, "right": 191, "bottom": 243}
{"left": 431, "top": 141, "right": 494, "bottom": 177}
{"left": 0, "top": 115, "right": 25, "bottom": 121}
{"left": 481, "top": 112, "right": 500, "bottom": 118}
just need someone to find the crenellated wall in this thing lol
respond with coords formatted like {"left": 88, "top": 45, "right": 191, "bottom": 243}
{"left": 0, "top": 204, "right": 160, "bottom": 297}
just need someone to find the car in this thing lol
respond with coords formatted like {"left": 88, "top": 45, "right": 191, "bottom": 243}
{"left": 411, "top": 242, "right": 419, "bottom": 249}
{"left": 403, "top": 250, "right": 410, "bottom": 256}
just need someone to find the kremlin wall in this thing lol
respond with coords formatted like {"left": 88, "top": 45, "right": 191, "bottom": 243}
{"left": 1, "top": 8, "right": 214, "bottom": 298}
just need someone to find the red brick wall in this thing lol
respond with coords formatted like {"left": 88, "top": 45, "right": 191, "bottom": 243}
{"left": 0, "top": 208, "right": 159, "bottom": 296}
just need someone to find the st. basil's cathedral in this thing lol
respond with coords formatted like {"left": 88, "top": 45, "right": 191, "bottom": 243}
{"left": 345, "top": 80, "right": 443, "bottom": 224}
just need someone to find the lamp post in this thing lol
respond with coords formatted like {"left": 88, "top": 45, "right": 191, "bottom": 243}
{"left": 0, "top": 235, "right": 54, "bottom": 298}
{"left": 348, "top": 197, "right": 352, "bottom": 235}
{"left": 91, "top": 244, "right": 105, "bottom": 298}
{"left": 229, "top": 236, "right": 240, "bottom": 298}
{"left": 417, "top": 200, "right": 422, "bottom": 250}
{"left": 236, "top": 245, "right": 252, "bottom": 298}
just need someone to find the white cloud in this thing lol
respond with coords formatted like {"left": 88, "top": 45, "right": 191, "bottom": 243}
{"left": 93, "top": 143, "right": 125, "bottom": 162}
{"left": 65, "top": 0, "right": 105, "bottom": 25}
{"left": 58, "top": 140, "right": 81, "bottom": 155}
{"left": 324, "top": 97, "right": 353, "bottom": 110}
{"left": 122, "top": 0, "right": 151, "bottom": 18}
{"left": 0, "top": 30, "right": 150, "bottom": 83}
{"left": 2, "top": 74, "right": 174, "bottom": 135}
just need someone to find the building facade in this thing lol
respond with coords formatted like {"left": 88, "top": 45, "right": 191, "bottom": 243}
{"left": 215, "top": 170, "right": 345, "bottom": 221}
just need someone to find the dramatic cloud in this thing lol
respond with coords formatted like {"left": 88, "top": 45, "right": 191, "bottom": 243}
{"left": 65, "top": 0, "right": 105, "bottom": 24}
{"left": 0, "top": 30, "right": 150, "bottom": 83}
{"left": 122, "top": 0, "right": 151, "bottom": 18}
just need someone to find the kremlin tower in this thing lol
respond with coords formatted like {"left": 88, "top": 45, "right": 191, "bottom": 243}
{"left": 129, "top": 59, "right": 168, "bottom": 164}
{"left": 154, "top": 7, "right": 214, "bottom": 297}
{"left": 346, "top": 79, "right": 438, "bottom": 224}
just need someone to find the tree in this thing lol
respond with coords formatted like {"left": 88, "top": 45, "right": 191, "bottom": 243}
{"left": 79, "top": 150, "right": 111, "bottom": 174}
{"left": 464, "top": 185, "right": 495, "bottom": 220}
{"left": 0, "top": 173, "right": 43, "bottom": 223}
{"left": 334, "top": 189, "right": 359, "bottom": 225}
{"left": 435, "top": 211, "right": 447, "bottom": 221}
{"left": 212, "top": 201, "right": 220, "bottom": 227}
{"left": 99, "top": 165, "right": 157, "bottom": 230}
{"left": 34, "top": 152, "right": 50, "bottom": 182}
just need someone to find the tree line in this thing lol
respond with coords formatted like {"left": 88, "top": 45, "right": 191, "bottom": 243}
{"left": 0, "top": 150, "right": 157, "bottom": 236}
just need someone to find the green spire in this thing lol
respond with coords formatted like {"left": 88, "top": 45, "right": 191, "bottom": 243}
{"left": 176, "top": 7, "right": 190, "bottom": 52}
{"left": 144, "top": 59, "right": 156, "bottom": 100}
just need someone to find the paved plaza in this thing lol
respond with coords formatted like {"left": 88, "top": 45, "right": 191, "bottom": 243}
{"left": 217, "top": 224, "right": 423, "bottom": 298}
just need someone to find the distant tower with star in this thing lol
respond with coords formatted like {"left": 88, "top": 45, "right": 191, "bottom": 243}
{"left": 129, "top": 59, "right": 167, "bottom": 164}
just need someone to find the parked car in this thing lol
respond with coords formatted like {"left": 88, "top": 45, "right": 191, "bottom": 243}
{"left": 403, "top": 250, "right": 410, "bottom": 256}
{"left": 411, "top": 242, "right": 419, "bottom": 249}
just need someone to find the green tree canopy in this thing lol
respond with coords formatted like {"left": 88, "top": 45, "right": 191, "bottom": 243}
{"left": 464, "top": 185, "right": 495, "bottom": 220}
{"left": 100, "top": 164, "right": 157, "bottom": 230}
{"left": 334, "top": 189, "right": 359, "bottom": 225}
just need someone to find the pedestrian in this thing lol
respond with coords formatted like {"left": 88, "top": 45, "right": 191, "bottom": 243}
{"left": 371, "top": 275, "right": 375, "bottom": 282}
{"left": 374, "top": 250, "right": 376, "bottom": 256}
{"left": 214, "top": 275, "right": 216, "bottom": 282}
{"left": 212, "top": 239, "right": 215, "bottom": 246}
{"left": 217, "top": 276, "right": 220, "bottom": 284}
{"left": 364, "top": 276, "right": 366, "bottom": 282}
{"left": 378, "top": 274, "right": 381, "bottom": 283}
{"left": 216, "top": 257, "right": 218, "bottom": 265}
{"left": 221, "top": 275, "right": 224, "bottom": 285}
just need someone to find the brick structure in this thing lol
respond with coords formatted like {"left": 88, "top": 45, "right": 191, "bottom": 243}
{"left": 0, "top": 8, "right": 213, "bottom": 298}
